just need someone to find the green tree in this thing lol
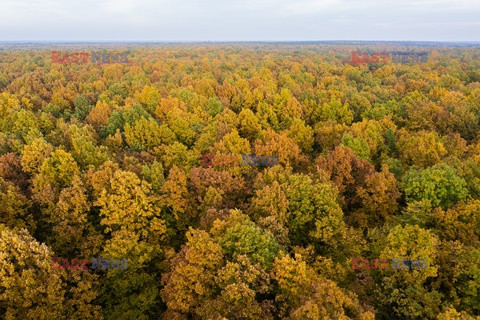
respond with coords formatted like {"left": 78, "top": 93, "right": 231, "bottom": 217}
{"left": 402, "top": 163, "right": 468, "bottom": 209}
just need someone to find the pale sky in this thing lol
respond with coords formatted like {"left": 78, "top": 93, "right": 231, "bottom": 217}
{"left": 1, "top": 0, "right": 479, "bottom": 41}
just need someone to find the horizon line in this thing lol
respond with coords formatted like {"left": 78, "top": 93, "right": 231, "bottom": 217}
{"left": 1, "top": 40, "right": 480, "bottom": 43}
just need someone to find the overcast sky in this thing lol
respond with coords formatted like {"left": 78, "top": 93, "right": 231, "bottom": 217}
{"left": 1, "top": 0, "right": 479, "bottom": 41}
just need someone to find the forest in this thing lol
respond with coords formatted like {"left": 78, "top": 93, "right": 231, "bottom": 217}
{"left": 0, "top": 43, "right": 479, "bottom": 319}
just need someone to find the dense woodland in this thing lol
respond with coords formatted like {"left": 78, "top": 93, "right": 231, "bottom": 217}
{"left": 0, "top": 44, "right": 480, "bottom": 319}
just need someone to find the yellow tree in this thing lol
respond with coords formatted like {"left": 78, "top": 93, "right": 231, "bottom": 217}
{"left": 356, "top": 164, "right": 400, "bottom": 227}
{"left": 124, "top": 117, "right": 164, "bottom": 151}
{"left": 0, "top": 225, "right": 101, "bottom": 320}
{"left": 254, "top": 129, "right": 304, "bottom": 168}
{"left": 162, "top": 210, "right": 282, "bottom": 319}
{"left": 272, "top": 253, "right": 374, "bottom": 319}
{"left": 49, "top": 175, "right": 103, "bottom": 257}
{"left": 161, "top": 165, "right": 191, "bottom": 230}
{"left": 20, "top": 138, "right": 53, "bottom": 174}
{"left": 95, "top": 169, "right": 167, "bottom": 319}
{"left": 377, "top": 225, "right": 441, "bottom": 319}
{"left": 31, "top": 149, "right": 80, "bottom": 207}
{"left": 397, "top": 130, "right": 447, "bottom": 168}
{"left": 0, "top": 178, "right": 34, "bottom": 232}
{"left": 86, "top": 100, "right": 111, "bottom": 131}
